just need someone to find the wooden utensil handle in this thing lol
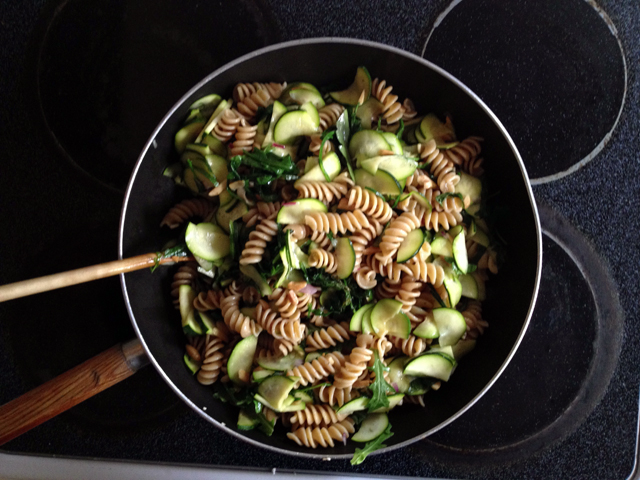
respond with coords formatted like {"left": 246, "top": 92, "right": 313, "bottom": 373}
{"left": 0, "top": 339, "right": 148, "bottom": 446}
{"left": 0, "top": 253, "right": 192, "bottom": 303}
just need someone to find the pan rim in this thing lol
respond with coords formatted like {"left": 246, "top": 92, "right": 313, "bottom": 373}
{"left": 118, "top": 36, "right": 543, "bottom": 460}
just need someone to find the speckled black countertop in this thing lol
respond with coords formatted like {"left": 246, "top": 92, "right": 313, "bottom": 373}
{"left": 0, "top": 1, "right": 638, "bottom": 479}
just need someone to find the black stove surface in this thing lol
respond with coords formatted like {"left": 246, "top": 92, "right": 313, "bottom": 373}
{"left": 1, "top": 0, "right": 638, "bottom": 479}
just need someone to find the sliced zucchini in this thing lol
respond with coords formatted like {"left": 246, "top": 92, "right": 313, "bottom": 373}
{"left": 262, "top": 100, "right": 288, "bottom": 148}
{"left": 370, "top": 393, "right": 404, "bottom": 413}
{"left": 237, "top": 410, "right": 258, "bottom": 431}
{"left": 330, "top": 66, "right": 372, "bottom": 106}
{"left": 472, "top": 271, "right": 487, "bottom": 301}
{"left": 361, "top": 307, "right": 374, "bottom": 335}
{"left": 419, "top": 114, "right": 456, "bottom": 145}
{"left": 216, "top": 200, "right": 248, "bottom": 234}
{"left": 292, "top": 390, "right": 314, "bottom": 404}
{"left": 276, "top": 198, "right": 327, "bottom": 225}
{"left": 257, "top": 376, "right": 298, "bottom": 411}
{"left": 451, "top": 338, "right": 476, "bottom": 360}
{"left": 397, "top": 191, "right": 432, "bottom": 212}
{"left": 240, "top": 265, "right": 273, "bottom": 296}
{"left": 290, "top": 87, "right": 325, "bottom": 109}
{"left": 185, "top": 222, "right": 230, "bottom": 262}
{"left": 252, "top": 368, "right": 274, "bottom": 383}
{"left": 431, "top": 236, "right": 453, "bottom": 257}
{"left": 189, "top": 93, "right": 221, "bottom": 111}
{"left": 197, "top": 311, "right": 217, "bottom": 334}
{"left": 183, "top": 353, "right": 200, "bottom": 374}
{"left": 352, "top": 413, "right": 389, "bottom": 443}
{"left": 452, "top": 231, "right": 468, "bottom": 274}
{"left": 182, "top": 309, "right": 203, "bottom": 336}
{"left": 387, "top": 356, "right": 413, "bottom": 393}
{"left": 370, "top": 299, "right": 411, "bottom": 339}
{"left": 274, "top": 105, "right": 319, "bottom": 145}
{"left": 227, "top": 335, "right": 258, "bottom": 385}
{"left": 356, "top": 97, "right": 385, "bottom": 129}
{"left": 197, "top": 99, "right": 229, "bottom": 142}
{"left": 256, "top": 346, "right": 305, "bottom": 371}
{"left": 455, "top": 171, "right": 482, "bottom": 205}
{"left": 403, "top": 352, "right": 456, "bottom": 381}
{"left": 336, "top": 396, "right": 369, "bottom": 416}
{"left": 349, "top": 130, "right": 390, "bottom": 165}
{"left": 459, "top": 274, "right": 478, "bottom": 299}
{"left": 413, "top": 316, "right": 439, "bottom": 339}
{"left": 397, "top": 229, "right": 425, "bottom": 263}
{"left": 432, "top": 308, "right": 466, "bottom": 347}
{"left": 335, "top": 237, "right": 356, "bottom": 279}
{"left": 201, "top": 133, "right": 228, "bottom": 157}
{"left": 360, "top": 155, "right": 418, "bottom": 180}
{"left": 350, "top": 304, "right": 374, "bottom": 332}
{"left": 469, "top": 221, "right": 490, "bottom": 247}
{"left": 354, "top": 168, "right": 402, "bottom": 196}
{"left": 382, "top": 132, "right": 403, "bottom": 155}
{"left": 175, "top": 121, "right": 205, "bottom": 154}
{"left": 294, "top": 152, "right": 341, "bottom": 185}
{"left": 179, "top": 284, "right": 196, "bottom": 322}
{"left": 443, "top": 275, "right": 462, "bottom": 309}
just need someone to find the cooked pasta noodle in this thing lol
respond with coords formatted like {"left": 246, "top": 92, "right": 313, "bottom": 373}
{"left": 160, "top": 198, "right": 215, "bottom": 229}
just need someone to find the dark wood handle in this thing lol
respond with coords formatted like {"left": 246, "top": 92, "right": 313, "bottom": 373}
{"left": 0, "top": 342, "right": 146, "bottom": 445}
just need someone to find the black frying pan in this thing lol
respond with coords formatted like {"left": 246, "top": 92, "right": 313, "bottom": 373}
{"left": 0, "top": 38, "right": 541, "bottom": 460}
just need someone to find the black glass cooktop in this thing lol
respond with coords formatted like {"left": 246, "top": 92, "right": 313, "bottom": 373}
{"left": 0, "top": 0, "right": 638, "bottom": 479}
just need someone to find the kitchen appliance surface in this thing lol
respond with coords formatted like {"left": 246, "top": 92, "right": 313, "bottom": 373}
{"left": 0, "top": 0, "right": 637, "bottom": 479}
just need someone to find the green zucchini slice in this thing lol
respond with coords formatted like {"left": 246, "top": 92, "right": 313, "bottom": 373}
{"left": 330, "top": 66, "right": 372, "bottom": 106}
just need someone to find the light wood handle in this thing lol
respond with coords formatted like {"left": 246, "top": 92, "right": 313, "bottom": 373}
{"left": 0, "top": 340, "right": 147, "bottom": 446}
{"left": 0, "top": 253, "right": 192, "bottom": 303}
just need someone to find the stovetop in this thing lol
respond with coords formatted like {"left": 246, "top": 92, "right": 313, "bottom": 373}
{"left": 0, "top": 0, "right": 638, "bottom": 479}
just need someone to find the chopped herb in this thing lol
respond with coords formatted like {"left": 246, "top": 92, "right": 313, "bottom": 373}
{"left": 377, "top": 117, "right": 382, "bottom": 131}
{"left": 255, "top": 103, "right": 274, "bottom": 125}
{"left": 294, "top": 382, "right": 331, "bottom": 394}
{"left": 349, "top": 410, "right": 368, "bottom": 427}
{"left": 466, "top": 264, "right": 478, "bottom": 273}
{"left": 228, "top": 149, "right": 298, "bottom": 202}
{"left": 150, "top": 243, "right": 191, "bottom": 272}
{"left": 351, "top": 423, "right": 394, "bottom": 465}
{"left": 367, "top": 351, "right": 396, "bottom": 412}
{"left": 396, "top": 119, "right": 405, "bottom": 140}
{"left": 318, "top": 130, "right": 335, "bottom": 182}
{"left": 336, "top": 110, "right": 356, "bottom": 182}
{"left": 435, "top": 192, "right": 464, "bottom": 205}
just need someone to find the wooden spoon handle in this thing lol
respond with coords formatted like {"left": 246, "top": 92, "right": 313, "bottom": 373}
{"left": 0, "top": 253, "right": 192, "bottom": 303}
{"left": 0, "top": 339, "right": 148, "bottom": 446}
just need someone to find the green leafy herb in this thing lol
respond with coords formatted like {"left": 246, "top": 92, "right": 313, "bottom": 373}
{"left": 186, "top": 159, "right": 205, "bottom": 192}
{"left": 367, "top": 351, "right": 396, "bottom": 412}
{"left": 255, "top": 103, "right": 274, "bottom": 125}
{"left": 151, "top": 243, "right": 191, "bottom": 272}
{"left": 252, "top": 399, "right": 276, "bottom": 436}
{"left": 350, "top": 423, "right": 394, "bottom": 465}
{"left": 376, "top": 117, "right": 382, "bottom": 131}
{"left": 396, "top": 119, "right": 405, "bottom": 140}
{"left": 429, "top": 284, "right": 447, "bottom": 308}
{"left": 435, "top": 192, "right": 464, "bottom": 205}
{"left": 318, "top": 130, "right": 335, "bottom": 182}
{"left": 301, "top": 268, "right": 371, "bottom": 314}
{"left": 228, "top": 149, "right": 298, "bottom": 202}
{"left": 295, "top": 382, "right": 331, "bottom": 394}
{"left": 336, "top": 110, "right": 356, "bottom": 182}
{"left": 229, "top": 220, "right": 240, "bottom": 260}
{"left": 365, "top": 186, "right": 386, "bottom": 201}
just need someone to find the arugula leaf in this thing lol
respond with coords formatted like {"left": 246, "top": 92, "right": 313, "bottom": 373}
{"left": 396, "top": 119, "right": 405, "bottom": 140}
{"left": 252, "top": 399, "right": 276, "bottom": 436}
{"left": 350, "top": 423, "right": 394, "bottom": 465}
{"left": 294, "top": 382, "right": 331, "bottom": 394}
{"left": 151, "top": 243, "right": 191, "bottom": 272}
{"left": 318, "top": 130, "right": 335, "bottom": 182}
{"left": 212, "top": 383, "right": 254, "bottom": 407}
{"left": 227, "top": 149, "right": 298, "bottom": 202}
{"left": 367, "top": 351, "right": 396, "bottom": 412}
{"left": 435, "top": 192, "right": 464, "bottom": 205}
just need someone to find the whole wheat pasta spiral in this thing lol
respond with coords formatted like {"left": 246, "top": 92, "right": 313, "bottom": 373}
{"left": 354, "top": 266, "right": 377, "bottom": 290}
{"left": 305, "top": 321, "right": 352, "bottom": 352}
{"left": 212, "top": 108, "right": 242, "bottom": 143}
{"left": 242, "top": 201, "right": 281, "bottom": 228}
{"left": 239, "top": 218, "right": 278, "bottom": 265}
{"left": 305, "top": 210, "right": 370, "bottom": 235}
{"left": 478, "top": 248, "right": 499, "bottom": 274}
{"left": 308, "top": 134, "right": 335, "bottom": 157}
{"left": 375, "top": 278, "right": 403, "bottom": 300}
{"left": 462, "top": 300, "right": 488, "bottom": 339}
{"left": 197, "top": 335, "right": 226, "bottom": 385}
{"left": 232, "top": 82, "right": 286, "bottom": 103}
{"left": 284, "top": 224, "right": 310, "bottom": 241}
{"left": 160, "top": 198, "right": 215, "bottom": 229}
{"left": 338, "top": 186, "right": 393, "bottom": 223}
{"left": 404, "top": 257, "right": 446, "bottom": 287}
{"left": 236, "top": 88, "right": 273, "bottom": 119}
{"left": 286, "top": 351, "right": 347, "bottom": 387}
{"left": 308, "top": 247, "right": 338, "bottom": 274}
{"left": 390, "top": 335, "right": 428, "bottom": 357}
{"left": 171, "top": 263, "right": 198, "bottom": 307}
{"left": 193, "top": 289, "right": 223, "bottom": 312}
{"left": 443, "top": 136, "right": 483, "bottom": 166}
{"left": 349, "top": 218, "right": 384, "bottom": 267}
{"left": 424, "top": 209, "right": 463, "bottom": 232}
{"left": 437, "top": 195, "right": 465, "bottom": 214}
{"left": 371, "top": 78, "right": 404, "bottom": 124}
{"left": 287, "top": 419, "right": 355, "bottom": 448}
{"left": 317, "top": 385, "right": 359, "bottom": 407}
{"left": 269, "top": 288, "right": 300, "bottom": 322}
{"left": 220, "top": 294, "right": 263, "bottom": 338}
{"left": 253, "top": 300, "right": 302, "bottom": 342}
{"left": 295, "top": 179, "right": 350, "bottom": 204}
{"left": 309, "top": 230, "right": 333, "bottom": 250}
{"left": 420, "top": 144, "right": 459, "bottom": 193}
{"left": 333, "top": 342, "right": 372, "bottom": 389}
{"left": 402, "top": 98, "right": 418, "bottom": 120}
{"left": 289, "top": 404, "right": 346, "bottom": 427}
{"left": 376, "top": 211, "right": 422, "bottom": 264}
{"left": 395, "top": 279, "right": 422, "bottom": 312}
{"left": 318, "top": 103, "right": 345, "bottom": 131}
{"left": 229, "top": 119, "right": 257, "bottom": 156}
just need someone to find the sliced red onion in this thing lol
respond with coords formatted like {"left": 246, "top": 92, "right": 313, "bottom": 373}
{"left": 292, "top": 358, "right": 304, "bottom": 367}
{"left": 342, "top": 432, "right": 348, "bottom": 446}
{"left": 392, "top": 382, "right": 399, "bottom": 393}
{"left": 283, "top": 202, "right": 297, "bottom": 206}
{"left": 272, "top": 143, "right": 285, "bottom": 149}
{"left": 299, "top": 284, "right": 320, "bottom": 295}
